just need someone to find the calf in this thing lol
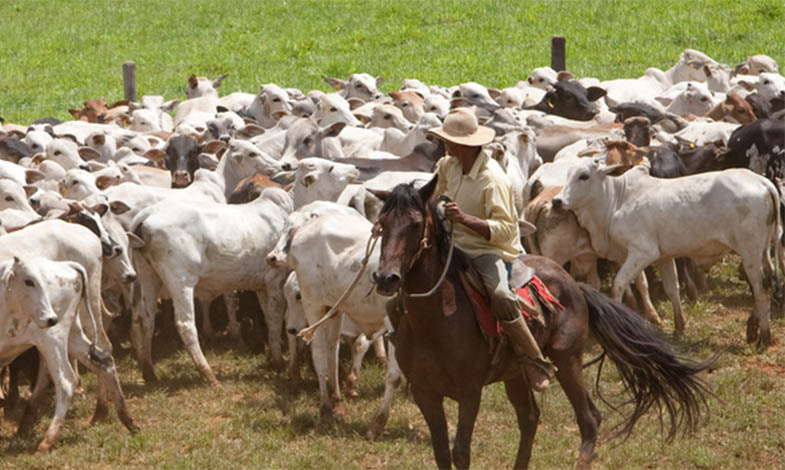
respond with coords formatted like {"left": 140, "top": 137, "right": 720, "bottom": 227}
{"left": 554, "top": 160, "right": 783, "bottom": 346}
{"left": 0, "top": 257, "right": 138, "bottom": 451}
{"left": 143, "top": 135, "right": 224, "bottom": 187}
{"left": 527, "top": 73, "right": 606, "bottom": 121}
{"left": 325, "top": 73, "right": 384, "bottom": 103}
{"left": 721, "top": 118, "right": 785, "bottom": 181}
{"left": 69, "top": 98, "right": 129, "bottom": 124}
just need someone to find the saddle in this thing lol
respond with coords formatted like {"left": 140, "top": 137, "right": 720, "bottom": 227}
{"left": 456, "top": 257, "right": 564, "bottom": 340}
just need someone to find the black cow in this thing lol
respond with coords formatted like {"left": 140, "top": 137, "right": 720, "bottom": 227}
{"left": 144, "top": 135, "right": 225, "bottom": 188}
{"left": 526, "top": 74, "right": 606, "bottom": 121}
{"left": 721, "top": 118, "right": 785, "bottom": 180}
{"left": 0, "top": 136, "right": 31, "bottom": 163}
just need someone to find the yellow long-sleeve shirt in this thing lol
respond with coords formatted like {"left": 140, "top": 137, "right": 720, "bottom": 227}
{"left": 433, "top": 151, "right": 523, "bottom": 262}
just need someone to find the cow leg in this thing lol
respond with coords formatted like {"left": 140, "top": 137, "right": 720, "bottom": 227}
{"left": 30, "top": 341, "right": 77, "bottom": 453}
{"left": 366, "top": 341, "right": 402, "bottom": 441}
{"left": 633, "top": 271, "right": 662, "bottom": 325}
{"left": 171, "top": 284, "right": 219, "bottom": 386}
{"left": 17, "top": 355, "right": 51, "bottom": 435}
{"left": 655, "top": 258, "right": 685, "bottom": 336}
{"left": 130, "top": 258, "right": 160, "bottom": 382}
{"left": 223, "top": 291, "right": 244, "bottom": 346}
{"left": 69, "top": 328, "right": 139, "bottom": 434}
{"left": 286, "top": 331, "right": 302, "bottom": 380}
{"left": 676, "top": 258, "right": 699, "bottom": 301}
{"left": 194, "top": 293, "right": 216, "bottom": 343}
{"left": 308, "top": 312, "right": 343, "bottom": 421}
{"left": 742, "top": 256, "right": 771, "bottom": 346}
{"left": 345, "top": 334, "right": 371, "bottom": 398}
{"left": 372, "top": 334, "right": 388, "bottom": 366}
{"left": 611, "top": 256, "right": 651, "bottom": 303}
{"left": 255, "top": 268, "right": 287, "bottom": 370}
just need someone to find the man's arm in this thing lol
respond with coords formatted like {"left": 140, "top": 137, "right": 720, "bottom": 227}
{"left": 444, "top": 202, "right": 491, "bottom": 240}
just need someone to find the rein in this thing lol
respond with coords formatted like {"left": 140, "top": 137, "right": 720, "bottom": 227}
{"left": 297, "top": 232, "right": 380, "bottom": 344}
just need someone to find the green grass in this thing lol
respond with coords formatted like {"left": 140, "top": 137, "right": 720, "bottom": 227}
{"left": 2, "top": 255, "right": 784, "bottom": 469}
{"left": 1, "top": 0, "right": 784, "bottom": 124}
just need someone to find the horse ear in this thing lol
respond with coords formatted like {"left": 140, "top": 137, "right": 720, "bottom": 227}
{"left": 418, "top": 174, "right": 438, "bottom": 202}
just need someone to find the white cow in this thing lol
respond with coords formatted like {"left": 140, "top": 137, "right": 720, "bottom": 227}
{"left": 129, "top": 188, "right": 292, "bottom": 384}
{"left": 554, "top": 160, "right": 783, "bottom": 345}
{"left": 278, "top": 211, "right": 402, "bottom": 439}
{"left": 0, "top": 257, "right": 138, "bottom": 451}
{"left": 325, "top": 73, "right": 384, "bottom": 103}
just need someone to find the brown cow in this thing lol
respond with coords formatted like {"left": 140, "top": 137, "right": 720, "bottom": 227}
{"left": 68, "top": 98, "right": 129, "bottom": 123}
{"left": 228, "top": 172, "right": 290, "bottom": 204}
{"left": 390, "top": 90, "right": 425, "bottom": 124}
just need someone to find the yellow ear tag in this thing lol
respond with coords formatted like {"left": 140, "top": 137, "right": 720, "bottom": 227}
{"left": 690, "top": 143, "right": 695, "bottom": 149}
{"left": 547, "top": 98, "right": 555, "bottom": 109}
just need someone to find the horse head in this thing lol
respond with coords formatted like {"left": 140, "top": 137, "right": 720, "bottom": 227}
{"left": 370, "top": 175, "right": 438, "bottom": 296}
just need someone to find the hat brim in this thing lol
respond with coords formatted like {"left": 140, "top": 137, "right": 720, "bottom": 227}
{"left": 428, "top": 125, "right": 495, "bottom": 146}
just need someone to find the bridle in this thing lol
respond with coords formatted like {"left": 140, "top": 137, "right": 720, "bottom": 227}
{"left": 401, "top": 194, "right": 455, "bottom": 298}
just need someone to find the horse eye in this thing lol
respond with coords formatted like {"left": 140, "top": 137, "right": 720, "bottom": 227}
{"left": 25, "top": 279, "right": 34, "bottom": 287}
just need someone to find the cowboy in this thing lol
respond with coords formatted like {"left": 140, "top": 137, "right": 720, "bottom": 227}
{"left": 428, "top": 107, "right": 555, "bottom": 391}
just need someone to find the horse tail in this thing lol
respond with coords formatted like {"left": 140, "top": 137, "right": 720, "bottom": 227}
{"left": 580, "top": 283, "right": 716, "bottom": 443}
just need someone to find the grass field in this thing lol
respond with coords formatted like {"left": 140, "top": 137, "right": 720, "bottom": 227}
{"left": 1, "top": 257, "right": 784, "bottom": 469}
{"left": 1, "top": 0, "right": 784, "bottom": 124}
{"left": 2, "top": 1, "right": 785, "bottom": 468}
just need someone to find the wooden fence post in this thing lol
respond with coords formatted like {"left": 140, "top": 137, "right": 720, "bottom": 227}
{"left": 123, "top": 61, "right": 137, "bottom": 102}
{"left": 551, "top": 35, "right": 566, "bottom": 72}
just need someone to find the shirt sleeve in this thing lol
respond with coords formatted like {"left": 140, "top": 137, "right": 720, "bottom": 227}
{"left": 483, "top": 178, "right": 520, "bottom": 246}
{"left": 433, "top": 156, "right": 449, "bottom": 197}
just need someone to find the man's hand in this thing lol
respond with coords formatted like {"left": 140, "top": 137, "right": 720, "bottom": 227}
{"left": 443, "top": 202, "right": 465, "bottom": 224}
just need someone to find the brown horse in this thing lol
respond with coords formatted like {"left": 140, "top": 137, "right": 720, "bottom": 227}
{"left": 370, "top": 177, "right": 714, "bottom": 469}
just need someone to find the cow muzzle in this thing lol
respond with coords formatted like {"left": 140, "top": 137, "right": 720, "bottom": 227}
{"left": 266, "top": 252, "right": 287, "bottom": 268}
{"left": 173, "top": 170, "right": 192, "bottom": 187}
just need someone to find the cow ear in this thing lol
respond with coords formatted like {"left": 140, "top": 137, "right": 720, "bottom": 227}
{"left": 367, "top": 188, "right": 392, "bottom": 201}
{"left": 236, "top": 124, "right": 265, "bottom": 139}
{"left": 68, "top": 108, "right": 81, "bottom": 118}
{"left": 143, "top": 148, "right": 166, "bottom": 165}
{"left": 188, "top": 74, "right": 198, "bottom": 89}
{"left": 519, "top": 219, "right": 537, "bottom": 236}
{"left": 347, "top": 98, "right": 364, "bottom": 110}
{"left": 272, "top": 110, "right": 290, "bottom": 121}
{"left": 213, "top": 74, "right": 228, "bottom": 89}
{"left": 737, "top": 80, "right": 755, "bottom": 92}
{"left": 321, "top": 122, "right": 345, "bottom": 139}
{"left": 586, "top": 87, "right": 606, "bottom": 101}
{"left": 78, "top": 147, "right": 101, "bottom": 161}
{"left": 25, "top": 169, "right": 46, "bottom": 184}
{"left": 91, "top": 202, "right": 109, "bottom": 217}
{"left": 375, "top": 76, "right": 384, "bottom": 87}
{"left": 557, "top": 71, "right": 574, "bottom": 81}
{"left": 488, "top": 88, "right": 502, "bottom": 100}
{"left": 96, "top": 175, "right": 120, "bottom": 190}
{"left": 418, "top": 174, "right": 439, "bottom": 202}
{"left": 324, "top": 77, "right": 346, "bottom": 91}
{"left": 601, "top": 164, "right": 631, "bottom": 177}
{"left": 0, "top": 262, "right": 13, "bottom": 284}
{"left": 163, "top": 99, "right": 179, "bottom": 111}
{"left": 23, "top": 185, "right": 38, "bottom": 198}
{"left": 201, "top": 139, "right": 227, "bottom": 155}
{"left": 450, "top": 97, "right": 466, "bottom": 109}
{"left": 108, "top": 99, "right": 129, "bottom": 108}
{"left": 197, "top": 153, "right": 219, "bottom": 171}
{"left": 87, "top": 161, "right": 107, "bottom": 172}
{"left": 109, "top": 200, "right": 131, "bottom": 215}
{"left": 126, "top": 231, "right": 145, "bottom": 249}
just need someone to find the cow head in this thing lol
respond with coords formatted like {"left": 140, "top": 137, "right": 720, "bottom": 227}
{"left": 623, "top": 116, "right": 653, "bottom": 146}
{"left": 143, "top": 135, "right": 225, "bottom": 187}
{"left": 0, "top": 257, "right": 58, "bottom": 328}
{"left": 530, "top": 74, "right": 606, "bottom": 121}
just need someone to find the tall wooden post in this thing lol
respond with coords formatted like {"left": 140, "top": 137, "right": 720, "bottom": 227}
{"left": 551, "top": 35, "right": 566, "bottom": 72}
{"left": 123, "top": 61, "right": 137, "bottom": 102}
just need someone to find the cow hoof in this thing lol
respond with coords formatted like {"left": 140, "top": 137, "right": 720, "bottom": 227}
{"left": 366, "top": 423, "right": 383, "bottom": 441}
{"left": 333, "top": 401, "right": 346, "bottom": 419}
{"left": 141, "top": 368, "right": 158, "bottom": 384}
{"left": 36, "top": 440, "right": 53, "bottom": 453}
{"left": 90, "top": 402, "right": 110, "bottom": 425}
{"left": 757, "top": 330, "right": 772, "bottom": 349}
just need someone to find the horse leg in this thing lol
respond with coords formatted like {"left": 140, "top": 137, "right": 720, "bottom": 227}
{"left": 452, "top": 392, "right": 481, "bottom": 470}
{"left": 655, "top": 258, "right": 685, "bottom": 336}
{"left": 503, "top": 374, "right": 539, "bottom": 470}
{"left": 366, "top": 341, "right": 402, "bottom": 441}
{"left": 552, "top": 351, "right": 601, "bottom": 470}
{"left": 411, "top": 385, "right": 451, "bottom": 469}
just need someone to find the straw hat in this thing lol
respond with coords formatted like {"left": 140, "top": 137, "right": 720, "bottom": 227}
{"left": 428, "top": 107, "right": 495, "bottom": 146}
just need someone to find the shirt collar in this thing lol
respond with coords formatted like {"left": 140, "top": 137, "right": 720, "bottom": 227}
{"left": 466, "top": 149, "right": 489, "bottom": 180}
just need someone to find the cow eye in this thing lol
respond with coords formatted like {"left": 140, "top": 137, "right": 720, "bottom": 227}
{"left": 24, "top": 279, "right": 34, "bottom": 287}
{"left": 132, "top": 147, "right": 141, "bottom": 152}
{"left": 355, "top": 83, "right": 363, "bottom": 88}
{"left": 700, "top": 97, "right": 708, "bottom": 102}
{"left": 329, "top": 165, "right": 334, "bottom": 173}
{"left": 763, "top": 79, "right": 771, "bottom": 85}
{"left": 578, "top": 173, "right": 589, "bottom": 181}
{"left": 54, "top": 150, "right": 61, "bottom": 156}
{"left": 273, "top": 97, "right": 282, "bottom": 102}
{"left": 384, "top": 114, "right": 391, "bottom": 120}
{"left": 303, "top": 137, "right": 312, "bottom": 145}
{"left": 4, "top": 196, "right": 13, "bottom": 202}
{"left": 330, "top": 107, "right": 337, "bottom": 112}
{"left": 32, "top": 144, "right": 40, "bottom": 150}
{"left": 401, "top": 102, "right": 409, "bottom": 107}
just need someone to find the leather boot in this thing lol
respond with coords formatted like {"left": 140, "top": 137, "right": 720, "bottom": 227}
{"left": 501, "top": 316, "right": 556, "bottom": 392}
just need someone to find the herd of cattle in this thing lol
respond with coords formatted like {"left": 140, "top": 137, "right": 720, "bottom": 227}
{"left": 0, "top": 47, "right": 784, "bottom": 452}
